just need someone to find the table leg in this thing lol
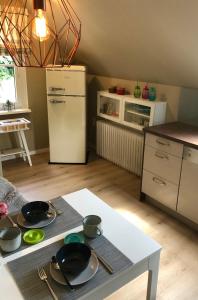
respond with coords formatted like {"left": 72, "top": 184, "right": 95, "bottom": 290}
{"left": 19, "top": 130, "right": 32, "bottom": 167}
{"left": 146, "top": 251, "right": 161, "bottom": 300}
{"left": 16, "top": 131, "right": 26, "bottom": 161}
{"left": 0, "top": 155, "right": 3, "bottom": 177}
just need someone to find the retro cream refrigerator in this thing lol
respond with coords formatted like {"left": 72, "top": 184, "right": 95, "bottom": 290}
{"left": 46, "top": 66, "right": 86, "bottom": 163}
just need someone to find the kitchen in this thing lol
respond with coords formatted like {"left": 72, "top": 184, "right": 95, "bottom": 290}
{"left": 0, "top": 1, "right": 198, "bottom": 300}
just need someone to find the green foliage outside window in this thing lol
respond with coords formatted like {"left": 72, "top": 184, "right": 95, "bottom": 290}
{"left": 0, "top": 66, "right": 14, "bottom": 80}
{"left": 0, "top": 55, "right": 16, "bottom": 104}
{"left": 0, "top": 56, "right": 14, "bottom": 81}
{"left": 0, "top": 55, "right": 13, "bottom": 64}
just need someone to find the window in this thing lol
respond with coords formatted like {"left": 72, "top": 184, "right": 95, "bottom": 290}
{"left": 0, "top": 56, "right": 16, "bottom": 108}
{"left": 0, "top": 55, "right": 29, "bottom": 111}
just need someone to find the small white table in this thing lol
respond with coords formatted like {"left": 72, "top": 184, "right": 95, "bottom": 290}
{"left": 0, "top": 118, "right": 32, "bottom": 176}
{"left": 0, "top": 189, "right": 161, "bottom": 300}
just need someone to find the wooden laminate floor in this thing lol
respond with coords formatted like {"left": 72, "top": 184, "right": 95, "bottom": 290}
{"left": 3, "top": 153, "right": 198, "bottom": 300}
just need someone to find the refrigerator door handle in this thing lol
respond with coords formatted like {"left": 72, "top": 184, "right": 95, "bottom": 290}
{"left": 49, "top": 99, "right": 66, "bottom": 104}
{"left": 49, "top": 87, "right": 66, "bottom": 92}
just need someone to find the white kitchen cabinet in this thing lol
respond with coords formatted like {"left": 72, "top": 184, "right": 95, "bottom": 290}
{"left": 97, "top": 92, "right": 122, "bottom": 124}
{"left": 122, "top": 96, "right": 167, "bottom": 131}
{"left": 144, "top": 145, "right": 182, "bottom": 185}
{"left": 142, "top": 132, "right": 183, "bottom": 210}
{"left": 142, "top": 170, "right": 178, "bottom": 210}
{"left": 97, "top": 92, "right": 167, "bottom": 176}
{"left": 145, "top": 133, "right": 183, "bottom": 158}
{"left": 141, "top": 123, "right": 198, "bottom": 227}
{"left": 177, "top": 147, "right": 198, "bottom": 224}
{"left": 97, "top": 91, "right": 167, "bottom": 131}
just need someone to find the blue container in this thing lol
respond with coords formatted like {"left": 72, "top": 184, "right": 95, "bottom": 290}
{"left": 64, "top": 232, "right": 85, "bottom": 244}
{"left": 149, "top": 87, "right": 156, "bottom": 101}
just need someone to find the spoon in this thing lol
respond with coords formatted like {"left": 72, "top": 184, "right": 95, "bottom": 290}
{"left": 51, "top": 256, "right": 60, "bottom": 270}
{"left": 7, "top": 215, "right": 19, "bottom": 228}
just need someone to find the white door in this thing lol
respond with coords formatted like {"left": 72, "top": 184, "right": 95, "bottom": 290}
{"left": 46, "top": 69, "right": 86, "bottom": 96}
{"left": 177, "top": 147, "right": 198, "bottom": 224}
{"left": 47, "top": 96, "right": 86, "bottom": 163}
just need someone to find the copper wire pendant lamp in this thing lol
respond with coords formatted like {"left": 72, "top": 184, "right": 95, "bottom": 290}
{"left": 0, "top": 0, "right": 81, "bottom": 67}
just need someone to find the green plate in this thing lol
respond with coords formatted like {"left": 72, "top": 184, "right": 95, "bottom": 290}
{"left": 23, "top": 229, "right": 45, "bottom": 245}
{"left": 64, "top": 232, "right": 85, "bottom": 245}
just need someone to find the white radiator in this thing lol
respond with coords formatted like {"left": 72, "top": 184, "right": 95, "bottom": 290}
{"left": 96, "top": 120, "right": 144, "bottom": 176}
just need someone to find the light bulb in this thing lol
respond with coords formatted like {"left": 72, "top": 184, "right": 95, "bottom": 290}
{"left": 32, "top": 9, "right": 49, "bottom": 41}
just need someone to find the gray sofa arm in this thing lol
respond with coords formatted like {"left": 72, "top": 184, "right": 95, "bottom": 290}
{"left": 0, "top": 177, "right": 27, "bottom": 213}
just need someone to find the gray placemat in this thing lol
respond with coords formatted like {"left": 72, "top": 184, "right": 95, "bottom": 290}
{"left": 0, "top": 197, "right": 82, "bottom": 257}
{"left": 7, "top": 236, "right": 133, "bottom": 300}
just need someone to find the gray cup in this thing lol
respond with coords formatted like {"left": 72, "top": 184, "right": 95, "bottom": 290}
{"left": 83, "top": 215, "right": 102, "bottom": 239}
{"left": 0, "top": 227, "right": 21, "bottom": 252}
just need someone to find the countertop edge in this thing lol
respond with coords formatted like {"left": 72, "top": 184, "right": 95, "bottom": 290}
{"left": 144, "top": 122, "right": 198, "bottom": 150}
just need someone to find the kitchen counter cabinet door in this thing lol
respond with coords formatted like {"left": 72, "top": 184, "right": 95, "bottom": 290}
{"left": 143, "top": 145, "right": 182, "bottom": 185}
{"left": 142, "top": 170, "right": 178, "bottom": 210}
{"left": 177, "top": 159, "right": 198, "bottom": 224}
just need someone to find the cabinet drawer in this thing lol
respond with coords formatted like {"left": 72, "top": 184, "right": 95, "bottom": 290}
{"left": 143, "top": 145, "right": 182, "bottom": 185}
{"left": 145, "top": 133, "right": 183, "bottom": 158}
{"left": 142, "top": 170, "right": 178, "bottom": 210}
{"left": 183, "top": 146, "right": 198, "bottom": 164}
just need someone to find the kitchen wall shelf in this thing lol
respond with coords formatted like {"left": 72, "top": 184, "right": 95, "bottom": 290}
{"left": 97, "top": 91, "right": 167, "bottom": 131}
{"left": 97, "top": 92, "right": 122, "bottom": 123}
{"left": 126, "top": 110, "right": 150, "bottom": 119}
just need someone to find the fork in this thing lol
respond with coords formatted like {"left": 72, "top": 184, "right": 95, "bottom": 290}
{"left": 48, "top": 200, "right": 63, "bottom": 216}
{"left": 37, "top": 267, "right": 58, "bottom": 300}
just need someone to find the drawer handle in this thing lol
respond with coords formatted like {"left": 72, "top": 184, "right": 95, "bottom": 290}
{"left": 153, "top": 177, "right": 166, "bottom": 186}
{"left": 184, "top": 152, "right": 191, "bottom": 159}
{"left": 184, "top": 149, "right": 191, "bottom": 158}
{"left": 156, "top": 139, "right": 170, "bottom": 146}
{"left": 155, "top": 151, "right": 169, "bottom": 160}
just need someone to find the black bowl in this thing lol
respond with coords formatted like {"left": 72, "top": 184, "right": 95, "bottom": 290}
{"left": 56, "top": 243, "right": 91, "bottom": 276}
{"left": 21, "top": 201, "right": 49, "bottom": 224}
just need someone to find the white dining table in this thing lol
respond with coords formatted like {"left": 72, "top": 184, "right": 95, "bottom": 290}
{"left": 0, "top": 188, "right": 161, "bottom": 300}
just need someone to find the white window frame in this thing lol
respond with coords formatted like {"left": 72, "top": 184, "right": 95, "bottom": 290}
{"left": 0, "top": 57, "right": 29, "bottom": 111}
{"left": 14, "top": 66, "right": 29, "bottom": 109}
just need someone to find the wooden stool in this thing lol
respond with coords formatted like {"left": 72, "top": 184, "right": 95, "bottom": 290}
{"left": 0, "top": 118, "right": 32, "bottom": 176}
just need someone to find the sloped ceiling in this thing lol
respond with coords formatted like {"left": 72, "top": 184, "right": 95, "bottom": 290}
{"left": 70, "top": 0, "right": 198, "bottom": 88}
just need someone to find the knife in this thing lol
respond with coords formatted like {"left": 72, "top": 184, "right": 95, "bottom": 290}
{"left": 87, "top": 245, "right": 114, "bottom": 274}
{"left": 51, "top": 256, "right": 75, "bottom": 291}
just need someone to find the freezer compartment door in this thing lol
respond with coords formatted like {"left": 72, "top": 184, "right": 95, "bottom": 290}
{"left": 46, "top": 70, "right": 86, "bottom": 96}
{"left": 47, "top": 96, "right": 86, "bottom": 163}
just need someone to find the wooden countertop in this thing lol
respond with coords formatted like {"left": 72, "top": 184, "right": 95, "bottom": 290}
{"left": 144, "top": 122, "right": 198, "bottom": 149}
